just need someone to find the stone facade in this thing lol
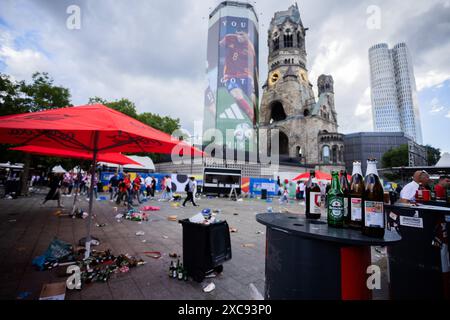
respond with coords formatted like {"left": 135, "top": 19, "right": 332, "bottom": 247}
{"left": 259, "top": 4, "right": 344, "bottom": 169}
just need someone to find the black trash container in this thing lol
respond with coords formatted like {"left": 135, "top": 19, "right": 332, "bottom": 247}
{"left": 261, "top": 189, "right": 268, "bottom": 200}
{"left": 179, "top": 219, "right": 232, "bottom": 282}
{"left": 386, "top": 204, "right": 450, "bottom": 299}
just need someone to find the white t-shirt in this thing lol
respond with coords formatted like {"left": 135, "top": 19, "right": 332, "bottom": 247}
{"left": 144, "top": 176, "right": 152, "bottom": 187}
{"left": 299, "top": 183, "right": 306, "bottom": 192}
{"left": 400, "top": 181, "right": 419, "bottom": 201}
{"left": 166, "top": 178, "right": 172, "bottom": 190}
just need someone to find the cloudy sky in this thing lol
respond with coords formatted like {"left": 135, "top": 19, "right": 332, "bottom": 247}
{"left": 1, "top": 0, "right": 449, "bottom": 153}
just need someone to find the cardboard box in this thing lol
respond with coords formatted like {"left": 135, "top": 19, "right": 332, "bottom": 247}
{"left": 39, "top": 282, "right": 66, "bottom": 300}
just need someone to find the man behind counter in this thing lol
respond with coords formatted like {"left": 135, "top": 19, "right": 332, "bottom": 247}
{"left": 399, "top": 170, "right": 430, "bottom": 203}
{"left": 434, "top": 176, "right": 449, "bottom": 200}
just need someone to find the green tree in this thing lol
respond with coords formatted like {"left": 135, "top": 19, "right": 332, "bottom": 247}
{"left": 424, "top": 145, "right": 441, "bottom": 166}
{"left": 138, "top": 112, "right": 180, "bottom": 135}
{"left": 20, "top": 72, "right": 71, "bottom": 111}
{"left": 0, "top": 73, "right": 28, "bottom": 116}
{"left": 381, "top": 144, "right": 409, "bottom": 168}
{"left": 88, "top": 97, "right": 138, "bottom": 118}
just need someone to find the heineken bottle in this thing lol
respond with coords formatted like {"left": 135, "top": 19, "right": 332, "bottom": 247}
{"left": 327, "top": 171, "right": 345, "bottom": 228}
{"left": 362, "top": 159, "right": 385, "bottom": 238}
{"left": 178, "top": 263, "right": 184, "bottom": 280}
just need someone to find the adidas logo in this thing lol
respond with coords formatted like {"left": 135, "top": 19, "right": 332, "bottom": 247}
{"left": 219, "top": 104, "right": 245, "bottom": 120}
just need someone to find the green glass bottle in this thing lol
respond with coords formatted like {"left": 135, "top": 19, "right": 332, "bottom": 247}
{"left": 327, "top": 171, "right": 345, "bottom": 228}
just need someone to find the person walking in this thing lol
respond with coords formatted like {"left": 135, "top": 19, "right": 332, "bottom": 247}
{"left": 43, "top": 173, "right": 64, "bottom": 208}
{"left": 144, "top": 175, "right": 152, "bottom": 199}
{"left": 183, "top": 177, "right": 198, "bottom": 207}
{"left": 150, "top": 177, "right": 156, "bottom": 198}
{"left": 109, "top": 172, "right": 120, "bottom": 201}
{"left": 299, "top": 181, "right": 306, "bottom": 200}
{"left": 133, "top": 174, "right": 142, "bottom": 204}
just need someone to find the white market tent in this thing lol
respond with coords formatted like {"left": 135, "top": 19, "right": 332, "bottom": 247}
{"left": 435, "top": 152, "right": 450, "bottom": 167}
{"left": 98, "top": 155, "right": 155, "bottom": 172}
{"left": 52, "top": 165, "right": 67, "bottom": 173}
{"left": 0, "top": 162, "right": 24, "bottom": 169}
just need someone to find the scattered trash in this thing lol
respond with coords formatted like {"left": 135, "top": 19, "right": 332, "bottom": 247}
{"left": 95, "top": 223, "right": 107, "bottom": 228}
{"left": 70, "top": 208, "right": 88, "bottom": 219}
{"left": 212, "top": 209, "right": 221, "bottom": 214}
{"left": 124, "top": 208, "right": 148, "bottom": 222}
{"left": 205, "top": 273, "right": 218, "bottom": 279}
{"left": 170, "top": 202, "right": 181, "bottom": 208}
{"left": 167, "top": 215, "right": 178, "bottom": 222}
{"left": 267, "top": 207, "right": 273, "bottom": 213}
{"left": 115, "top": 213, "right": 123, "bottom": 219}
{"left": 143, "top": 251, "right": 162, "bottom": 259}
{"left": 242, "top": 243, "right": 255, "bottom": 248}
{"left": 169, "top": 253, "right": 179, "bottom": 258}
{"left": 119, "top": 266, "right": 130, "bottom": 273}
{"left": 141, "top": 240, "right": 147, "bottom": 243}
{"left": 229, "top": 228, "right": 238, "bottom": 233}
{"left": 256, "top": 231, "right": 264, "bottom": 235}
{"left": 249, "top": 283, "right": 264, "bottom": 300}
{"left": 97, "top": 196, "right": 108, "bottom": 201}
{"left": 237, "top": 199, "right": 243, "bottom": 202}
{"left": 39, "top": 282, "right": 66, "bottom": 300}
{"left": 16, "top": 291, "right": 32, "bottom": 300}
{"left": 141, "top": 206, "right": 160, "bottom": 211}
{"left": 233, "top": 213, "right": 239, "bottom": 216}
{"left": 32, "top": 238, "right": 74, "bottom": 271}
{"left": 135, "top": 231, "right": 145, "bottom": 236}
{"left": 162, "top": 235, "right": 169, "bottom": 239}
{"left": 203, "top": 282, "right": 216, "bottom": 293}
{"left": 78, "top": 236, "right": 100, "bottom": 247}
{"left": 113, "top": 207, "right": 118, "bottom": 211}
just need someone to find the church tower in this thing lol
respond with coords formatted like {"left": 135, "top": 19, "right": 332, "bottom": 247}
{"left": 259, "top": 4, "right": 344, "bottom": 167}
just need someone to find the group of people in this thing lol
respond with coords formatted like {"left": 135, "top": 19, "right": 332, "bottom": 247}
{"left": 109, "top": 173, "right": 157, "bottom": 207}
{"left": 399, "top": 171, "right": 449, "bottom": 203}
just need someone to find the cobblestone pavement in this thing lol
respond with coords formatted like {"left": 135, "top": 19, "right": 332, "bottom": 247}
{"left": 0, "top": 190, "right": 389, "bottom": 300}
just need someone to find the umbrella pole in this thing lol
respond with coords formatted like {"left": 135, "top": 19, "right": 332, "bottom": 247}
{"left": 86, "top": 131, "right": 99, "bottom": 257}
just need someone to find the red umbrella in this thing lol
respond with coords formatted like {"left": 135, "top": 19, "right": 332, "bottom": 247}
{"left": 9, "top": 145, "right": 142, "bottom": 166}
{"left": 0, "top": 104, "right": 204, "bottom": 256}
{"left": 293, "top": 170, "right": 332, "bottom": 181}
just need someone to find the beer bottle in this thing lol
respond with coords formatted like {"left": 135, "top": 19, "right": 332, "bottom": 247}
{"left": 362, "top": 159, "right": 385, "bottom": 238}
{"left": 178, "top": 263, "right": 184, "bottom": 280}
{"left": 306, "top": 171, "right": 321, "bottom": 219}
{"left": 348, "top": 161, "right": 364, "bottom": 229}
{"left": 169, "top": 261, "right": 174, "bottom": 278}
{"left": 173, "top": 260, "right": 179, "bottom": 278}
{"left": 339, "top": 170, "right": 350, "bottom": 226}
{"left": 327, "top": 171, "right": 345, "bottom": 228}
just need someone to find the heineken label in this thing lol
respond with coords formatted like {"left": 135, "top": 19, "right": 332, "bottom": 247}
{"left": 364, "top": 201, "right": 384, "bottom": 227}
{"left": 350, "top": 198, "right": 362, "bottom": 221}
{"left": 328, "top": 197, "right": 344, "bottom": 219}
{"left": 309, "top": 192, "right": 321, "bottom": 213}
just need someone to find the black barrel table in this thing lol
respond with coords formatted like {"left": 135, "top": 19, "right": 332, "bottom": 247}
{"left": 256, "top": 212, "right": 401, "bottom": 300}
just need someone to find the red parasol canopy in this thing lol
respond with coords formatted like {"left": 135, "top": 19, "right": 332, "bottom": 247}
{"left": 0, "top": 104, "right": 204, "bottom": 156}
{"left": 9, "top": 145, "right": 142, "bottom": 166}
{"left": 293, "top": 171, "right": 332, "bottom": 181}
{"left": 0, "top": 104, "right": 204, "bottom": 256}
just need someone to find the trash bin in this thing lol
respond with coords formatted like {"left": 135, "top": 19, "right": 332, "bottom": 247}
{"left": 386, "top": 204, "right": 450, "bottom": 299}
{"left": 179, "top": 219, "right": 232, "bottom": 282}
{"left": 261, "top": 189, "right": 267, "bottom": 200}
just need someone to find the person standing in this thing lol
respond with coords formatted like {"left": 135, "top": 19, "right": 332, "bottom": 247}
{"left": 144, "top": 175, "right": 153, "bottom": 199}
{"left": 150, "top": 177, "right": 156, "bottom": 198}
{"left": 400, "top": 170, "right": 430, "bottom": 203}
{"left": 183, "top": 177, "right": 198, "bottom": 207}
{"left": 43, "top": 173, "right": 64, "bottom": 208}
{"left": 299, "top": 181, "right": 306, "bottom": 200}
{"left": 133, "top": 174, "right": 142, "bottom": 204}
{"left": 166, "top": 175, "right": 173, "bottom": 199}
{"left": 434, "top": 176, "right": 449, "bottom": 200}
{"left": 109, "top": 172, "right": 119, "bottom": 201}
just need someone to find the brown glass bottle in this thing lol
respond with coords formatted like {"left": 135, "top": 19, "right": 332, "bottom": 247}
{"left": 305, "top": 171, "right": 321, "bottom": 219}
{"left": 348, "top": 161, "right": 364, "bottom": 229}
{"left": 339, "top": 170, "right": 350, "bottom": 227}
{"left": 362, "top": 159, "right": 385, "bottom": 238}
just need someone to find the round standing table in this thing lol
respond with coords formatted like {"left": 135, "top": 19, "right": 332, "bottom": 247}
{"left": 256, "top": 212, "right": 401, "bottom": 300}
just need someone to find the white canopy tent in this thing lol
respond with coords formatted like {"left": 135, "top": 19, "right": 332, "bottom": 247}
{"left": 435, "top": 153, "right": 450, "bottom": 167}
{"left": 52, "top": 165, "right": 67, "bottom": 173}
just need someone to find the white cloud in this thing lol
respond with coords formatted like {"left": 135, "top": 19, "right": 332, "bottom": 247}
{"left": 429, "top": 98, "right": 445, "bottom": 114}
{"left": 446, "top": 111, "right": 450, "bottom": 119}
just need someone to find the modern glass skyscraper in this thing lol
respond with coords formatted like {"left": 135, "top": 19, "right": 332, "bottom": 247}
{"left": 369, "top": 43, "right": 423, "bottom": 144}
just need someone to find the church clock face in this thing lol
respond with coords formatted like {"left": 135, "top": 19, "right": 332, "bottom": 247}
{"left": 299, "top": 70, "right": 308, "bottom": 82}
{"left": 269, "top": 71, "right": 281, "bottom": 85}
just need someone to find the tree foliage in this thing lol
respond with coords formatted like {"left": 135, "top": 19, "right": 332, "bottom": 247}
{"left": 381, "top": 144, "right": 409, "bottom": 168}
{"left": 424, "top": 144, "right": 441, "bottom": 166}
